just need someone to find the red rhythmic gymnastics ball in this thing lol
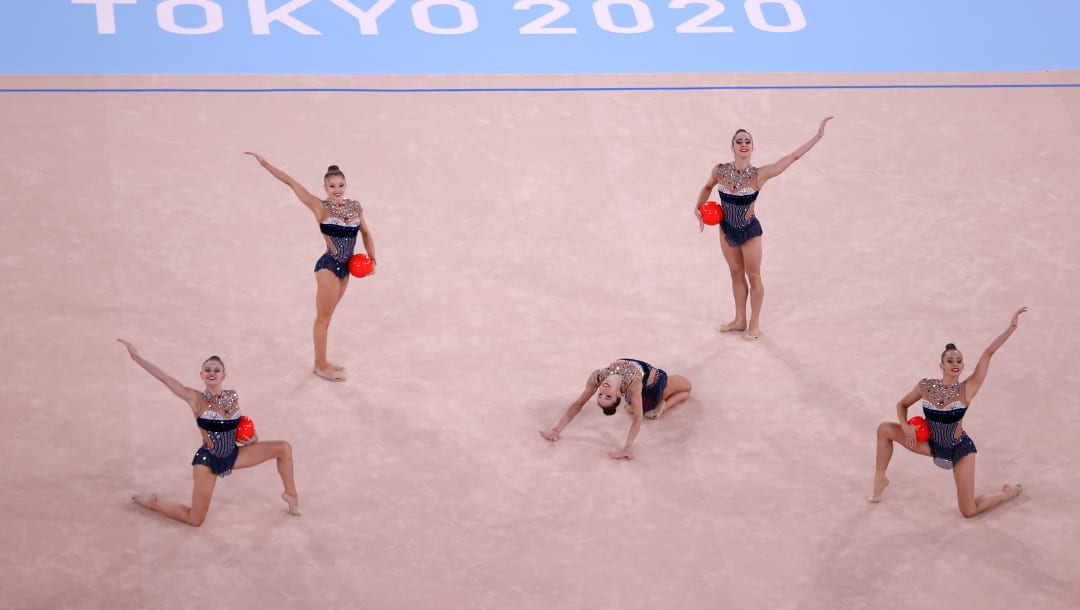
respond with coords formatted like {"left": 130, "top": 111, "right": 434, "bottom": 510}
{"left": 907, "top": 416, "right": 930, "bottom": 442}
{"left": 700, "top": 201, "right": 722, "bottom": 225}
{"left": 349, "top": 254, "right": 374, "bottom": 278}
{"left": 237, "top": 416, "right": 256, "bottom": 444}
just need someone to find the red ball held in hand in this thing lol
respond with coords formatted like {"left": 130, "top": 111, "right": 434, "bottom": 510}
{"left": 236, "top": 416, "right": 256, "bottom": 444}
{"left": 907, "top": 416, "right": 931, "bottom": 442}
{"left": 349, "top": 254, "right": 374, "bottom": 278}
{"left": 699, "top": 201, "right": 722, "bottom": 225}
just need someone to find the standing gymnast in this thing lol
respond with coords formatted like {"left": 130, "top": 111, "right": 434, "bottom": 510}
{"left": 539, "top": 359, "right": 693, "bottom": 460}
{"left": 245, "top": 152, "right": 376, "bottom": 382}
{"left": 694, "top": 117, "right": 833, "bottom": 341}
{"left": 867, "top": 308, "right": 1027, "bottom": 517}
{"left": 118, "top": 339, "right": 302, "bottom": 526}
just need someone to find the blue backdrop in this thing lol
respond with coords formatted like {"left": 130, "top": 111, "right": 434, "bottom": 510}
{"left": 2, "top": 0, "right": 1078, "bottom": 75}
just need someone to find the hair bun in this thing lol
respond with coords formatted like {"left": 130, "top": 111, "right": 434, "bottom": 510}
{"left": 944, "top": 343, "right": 957, "bottom": 351}
{"left": 327, "top": 164, "right": 340, "bottom": 172}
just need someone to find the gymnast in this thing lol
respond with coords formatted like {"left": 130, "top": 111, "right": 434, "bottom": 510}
{"left": 867, "top": 308, "right": 1027, "bottom": 517}
{"left": 539, "top": 359, "right": 692, "bottom": 460}
{"left": 245, "top": 152, "right": 376, "bottom": 382}
{"left": 118, "top": 339, "right": 302, "bottom": 526}
{"left": 694, "top": 116, "right": 833, "bottom": 341}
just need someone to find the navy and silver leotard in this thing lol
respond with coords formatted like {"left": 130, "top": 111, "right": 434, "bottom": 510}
{"left": 596, "top": 358, "right": 669, "bottom": 413}
{"left": 314, "top": 198, "right": 363, "bottom": 280}
{"left": 717, "top": 183, "right": 762, "bottom": 248}
{"left": 919, "top": 379, "right": 977, "bottom": 470}
{"left": 191, "top": 390, "right": 241, "bottom": 477}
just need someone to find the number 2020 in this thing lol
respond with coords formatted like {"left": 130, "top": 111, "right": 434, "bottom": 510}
{"left": 512, "top": 0, "right": 806, "bottom": 35}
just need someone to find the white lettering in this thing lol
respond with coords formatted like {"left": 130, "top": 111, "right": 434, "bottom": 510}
{"left": 411, "top": 0, "right": 478, "bottom": 35}
{"left": 248, "top": 0, "right": 320, "bottom": 35}
{"left": 329, "top": 0, "right": 397, "bottom": 35}
{"left": 72, "top": 0, "right": 138, "bottom": 35}
{"left": 744, "top": 0, "right": 806, "bottom": 33}
{"left": 670, "top": 0, "right": 734, "bottom": 34}
{"left": 514, "top": 0, "right": 576, "bottom": 35}
{"left": 157, "top": 0, "right": 224, "bottom": 35}
{"left": 593, "top": 0, "right": 653, "bottom": 34}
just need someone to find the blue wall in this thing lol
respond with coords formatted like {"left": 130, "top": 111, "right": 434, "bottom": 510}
{"left": 3, "top": 0, "right": 1079, "bottom": 75}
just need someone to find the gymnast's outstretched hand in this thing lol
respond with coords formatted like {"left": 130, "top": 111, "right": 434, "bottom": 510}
{"left": 817, "top": 116, "right": 834, "bottom": 138}
{"left": 117, "top": 338, "right": 138, "bottom": 358}
{"left": 538, "top": 429, "right": 560, "bottom": 442}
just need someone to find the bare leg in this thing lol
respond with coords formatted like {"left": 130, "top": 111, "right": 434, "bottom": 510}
{"left": 868, "top": 422, "right": 931, "bottom": 503}
{"left": 235, "top": 440, "right": 302, "bottom": 515}
{"left": 313, "top": 270, "right": 346, "bottom": 381}
{"left": 646, "top": 375, "right": 693, "bottom": 419}
{"left": 327, "top": 275, "right": 351, "bottom": 371}
{"left": 132, "top": 466, "right": 217, "bottom": 527}
{"left": 740, "top": 238, "right": 764, "bottom": 340}
{"left": 717, "top": 237, "right": 748, "bottom": 332}
{"left": 952, "top": 454, "right": 1022, "bottom": 518}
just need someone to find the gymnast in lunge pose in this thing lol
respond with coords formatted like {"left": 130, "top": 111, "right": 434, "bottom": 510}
{"left": 539, "top": 359, "right": 692, "bottom": 460}
{"left": 867, "top": 308, "right": 1028, "bottom": 517}
{"left": 118, "top": 339, "right": 302, "bottom": 526}
{"left": 245, "top": 152, "right": 376, "bottom": 382}
{"left": 694, "top": 116, "right": 833, "bottom": 341}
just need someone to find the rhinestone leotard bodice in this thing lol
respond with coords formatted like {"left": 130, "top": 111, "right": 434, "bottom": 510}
{"left": 919, "top": 379, "right": 973, "bottom": 469}
{"left": 716, "top": 162, "right": 758, "bottom": 192}
{"left": 319, "top": 199, "right": 363, "bottom": 263}
{"left": 594, "top": 360, "right": 644, "bottom": 393}
{"left": 197, "top": 390, "right": 241, "bottom": 458}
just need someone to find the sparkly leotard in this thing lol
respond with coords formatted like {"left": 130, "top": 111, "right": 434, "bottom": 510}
{"left": 715, "top": 163, "right": 762, "bottom": 247}
{"left": 595, "top": 358, "right": 669, "bottom": 413}
{"left": 314, "top": 198, "right": 363, "bottom": 280}
{"left": 919, "top": 379, "right": 977, "bottom": 470}
{"left": 192, "top": 390, "right": 241, "bottom": 477}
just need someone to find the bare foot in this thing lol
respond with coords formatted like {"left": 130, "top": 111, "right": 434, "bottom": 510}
{"left": 132, "top": 493, "right": 159, "bottom": 510}
{"left": 281, "top": 492, "right": 303, "bottom": 516}
{"left": 1002, "top": 483, "right": 1023, "bottom": 501}
{"left": 329, "top": 362, "right": 346, "bottom": 372}
{"left": 645, "top": 400, "right": 667, "bottom": 419}
{"left": 313, "top": 367, "right": 346, "bottom": 382}
{"left": 716, "top": 319, "right": 747, "bottom": 334}
{"left": 743, "top": 328, "right": 761, "bottom": 342}
{"left": 867, "top": 471, "right": 890, "bottom": 503}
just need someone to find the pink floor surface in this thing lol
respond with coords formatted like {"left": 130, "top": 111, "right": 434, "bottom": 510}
{"left": 2, "top": 72, "right": 1079, "bottom": 609}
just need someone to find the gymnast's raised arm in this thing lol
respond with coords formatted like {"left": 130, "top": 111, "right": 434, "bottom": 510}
{"left": 117, "top": 339, "right": 200, "bottom": 414}
{"left": 756, "top": 116, "right": 833, "bottom": 188}
{"left": 244, "top": 152, "right": 324, "bottom": 221}
{"left": 964, "top": 307, "right": 1027, "bottom": 403}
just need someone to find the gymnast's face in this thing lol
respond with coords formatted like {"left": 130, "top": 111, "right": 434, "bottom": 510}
{"left": 200, "top": 360, "right": 225, "bottom": 386}
{"left": 324, "top": 176, "right": 346, "bottom": 202}
{"left": 940, "top": 350, "right": 964, "bottom": 378}
{"left": 596, "top": 374, "right": 622, "bottom": 408}
{"left": 731, "top": 132, "right": 753, "bottom": 159}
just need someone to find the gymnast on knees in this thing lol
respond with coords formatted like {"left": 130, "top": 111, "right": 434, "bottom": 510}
{"left": 868, "top": 308, "right": 1027, "bottom": 517}
{"left": 118, "top": 339, "right": 302, "bottom": 526}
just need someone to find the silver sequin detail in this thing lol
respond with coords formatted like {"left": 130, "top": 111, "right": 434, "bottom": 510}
{"left": 201, "top": 389, "right": 239, "bottom": 418}
{"left": 323, "top": 198, "right": 363, "bottom": 226}
{"left": 921, "top": 379, "right": 965, "bottom": 408}
{"left": 716, "top": 162, "right": 758, "bottom": 192}
{"left": 595, "top": 360, "right": 644, "bottom": 393}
